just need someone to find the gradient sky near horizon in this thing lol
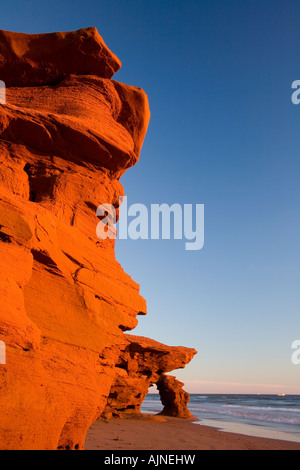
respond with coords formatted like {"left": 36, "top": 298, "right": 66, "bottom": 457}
{"left": 1, "top": 0, "right": 299, "bottom": 394}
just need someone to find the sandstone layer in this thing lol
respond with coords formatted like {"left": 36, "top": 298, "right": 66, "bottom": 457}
{"left": 0, "top": 27, "right": 196, "bottom": 450}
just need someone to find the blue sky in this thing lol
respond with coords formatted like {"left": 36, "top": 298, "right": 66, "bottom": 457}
{"left": 1, "top": 0, "right": 300, "bottom": 394}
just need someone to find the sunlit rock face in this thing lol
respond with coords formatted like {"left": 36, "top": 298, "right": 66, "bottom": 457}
{"left": 0, "top": 27, "right": 196, "bottom": 450}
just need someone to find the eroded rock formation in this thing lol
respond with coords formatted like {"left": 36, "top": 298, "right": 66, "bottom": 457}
{"left": 103, "top": 335, "right": 196, "bottom": 419}
{"left": 157, "top": 375, "right": 194, "bottom": 418}
{"left": 0, "top": 27, "right": 196, "bottom": 450}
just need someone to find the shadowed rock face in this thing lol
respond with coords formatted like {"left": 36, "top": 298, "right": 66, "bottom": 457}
{"left": 0, "top": 27, "right": 121, "bottom": 86}
{"left": 0, "top": 27, "right": 196, "bottom": 450}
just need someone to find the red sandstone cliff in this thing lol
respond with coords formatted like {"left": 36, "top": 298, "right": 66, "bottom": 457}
{"left": 0, "top": 27, "right": 196, "bottom": 450}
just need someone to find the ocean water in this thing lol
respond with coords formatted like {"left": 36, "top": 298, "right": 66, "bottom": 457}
{"left": 141, "top": 394, "right": 300, "bottom": 443}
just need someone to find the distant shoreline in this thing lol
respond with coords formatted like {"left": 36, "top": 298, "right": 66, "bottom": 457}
{"left": 193, "top": 418, "right": 300, "bottom": 443}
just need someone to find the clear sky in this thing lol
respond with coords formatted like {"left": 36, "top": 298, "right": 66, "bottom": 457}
{"left": 1, "top": 0, "right": 299, "bottom": 394}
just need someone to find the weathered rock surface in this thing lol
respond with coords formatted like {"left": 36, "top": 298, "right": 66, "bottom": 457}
{"left": 157, "top": 375, "right": 194, "bottom": 418}
{"left": 103, "top": 335, "right": 197, "bottom": 419}
{"left": 0, "top": 27, "right": 196, "bottom": 450}
{"left": 0, "top": 27, "right": 121, "bottom": 87}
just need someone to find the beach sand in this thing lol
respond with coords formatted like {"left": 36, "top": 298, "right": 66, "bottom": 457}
{"left": 84, "top": 415, "right": 300, "bottom": 451}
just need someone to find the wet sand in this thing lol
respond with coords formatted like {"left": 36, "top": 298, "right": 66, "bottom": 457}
{"left": 84, "top": 415, "right": 300, "bottom": 450}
